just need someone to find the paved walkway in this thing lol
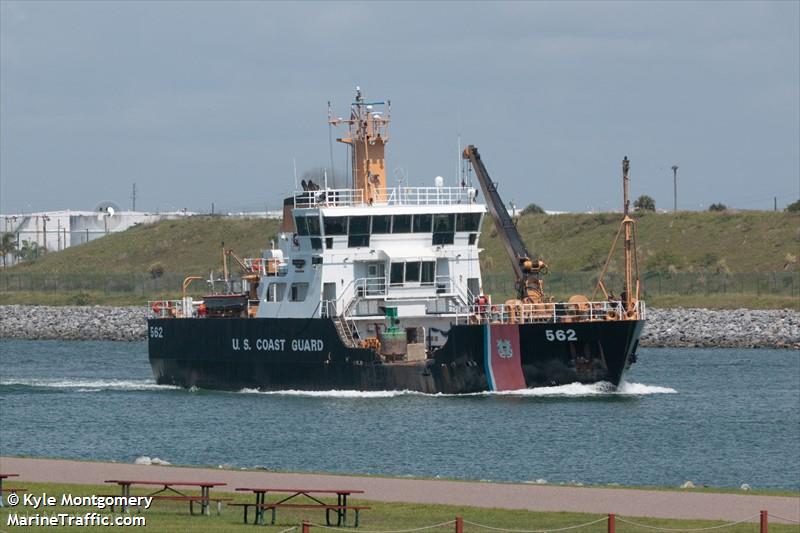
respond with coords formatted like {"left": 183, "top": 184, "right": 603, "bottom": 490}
{"left": 1, "top": 457, "right": 798, "bottom": 524}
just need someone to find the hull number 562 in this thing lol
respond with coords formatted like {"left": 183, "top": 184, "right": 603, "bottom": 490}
{"left": 545, "top": 329, "right": 577, "bottom": 342}
{"left": 149, "top": 326, "right": 163, "bottom": 339}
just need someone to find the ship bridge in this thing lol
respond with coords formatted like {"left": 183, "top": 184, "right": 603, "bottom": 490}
{"left": 254, "top": 88, "right": 488, "bottom": 350}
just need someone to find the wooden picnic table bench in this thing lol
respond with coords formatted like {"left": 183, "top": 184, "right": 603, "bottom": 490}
{"left": 104, "top": 479, "right": 228, "bottom": 515}
{"left": 233, "top": 488, "right": 368, "bottom": 526}
{"left": 0, "top": 474, "right": 21, "bottom": 507}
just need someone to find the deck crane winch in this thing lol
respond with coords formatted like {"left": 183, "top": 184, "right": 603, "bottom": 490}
{"left": 462, "top": 145, "right": 548, "bottom": 304}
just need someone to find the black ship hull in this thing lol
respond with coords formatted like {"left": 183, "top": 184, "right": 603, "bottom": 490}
{"left": 148, "top": 317, "right": 644, "bottom": 393}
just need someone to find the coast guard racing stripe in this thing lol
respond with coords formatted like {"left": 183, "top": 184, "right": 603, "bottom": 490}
{"left": 483, "top": 324, "right": 526, "bottom": 391}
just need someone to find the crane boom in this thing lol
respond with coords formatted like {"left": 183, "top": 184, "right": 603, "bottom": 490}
{"left": 463, "top": 145, "right": 546, "bottom": 302}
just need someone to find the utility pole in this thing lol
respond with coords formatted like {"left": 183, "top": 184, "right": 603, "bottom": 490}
{"left": 671, "top": 165, "right": 679, "bottom": 212}
{"left": 42, "top": 215, "right": 49, "bottom": 253}
{"left": 774, "top": 196, "right": 777, "bottom": 211}
{"left": 131, "top": 183, "right": 137, "bottom": 212}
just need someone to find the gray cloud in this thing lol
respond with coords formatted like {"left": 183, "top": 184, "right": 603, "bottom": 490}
{"left": 1, "top": 0, "right": 798, "bottom": 213}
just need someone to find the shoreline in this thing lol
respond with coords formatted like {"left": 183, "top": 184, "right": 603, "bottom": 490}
{"left": 1, "top": 456, "right": 798, "bottom": 523}
{"left": 1, "top": 305, "right": 798, "bottom": 348}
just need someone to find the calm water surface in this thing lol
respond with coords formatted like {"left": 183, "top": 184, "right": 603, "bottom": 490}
{"left": 1, "top": 340, "right": 798, "bottom": 489}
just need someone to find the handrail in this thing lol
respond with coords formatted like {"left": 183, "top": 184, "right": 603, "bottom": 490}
{"left": 354, "top": 275, "right": 469, "bottom": 298}
{"left": 293, "top": 186, "right": 477, "bottom": 208}
{"left": 456, "top": 300, "right": 646, "bottom": 325}
{"left": 147, "top": 299, "right": 186, "bottom": 318}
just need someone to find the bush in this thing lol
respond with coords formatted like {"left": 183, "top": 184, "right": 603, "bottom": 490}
{"left": 521, "top": 203, "right": 545, "bottom": 215}
{"left": 786, "top": 199, "right": 800, "bottom": 213}
{"left": 633, "top": 195, "right": 656, "bottom": 212}
{"left": 708, "top": 203, "right": 727, "bottom": 211}
{"left": 70, "top": 292, "right": 92, "bottom": 306}
{"left": 149, "top": 262, "right": 165, "bottom": 279}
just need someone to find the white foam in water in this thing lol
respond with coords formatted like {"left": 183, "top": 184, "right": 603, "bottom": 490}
{"left": 0, "top": 378, "right": 180, "bottom": 392}
{"left": 238, "top": 388, "right": 414, "bottom": 398}
{"left": 617, "top": 381, "right": 677, "bottom": 395}
{"left": 482, "top": 381, "right": 677, "bottom": 397}
{"left": 237, "top": 381, "right": 676, "bottom": 398}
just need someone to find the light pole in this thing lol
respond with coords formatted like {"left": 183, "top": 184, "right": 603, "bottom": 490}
{"left": 671, "top": 165, "right": 679, "bottom": 212}
{"left": 42, "top": 215, "right": 50, "bottom": 254}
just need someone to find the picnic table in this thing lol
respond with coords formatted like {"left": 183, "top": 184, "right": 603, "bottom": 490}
{"left": 233, "top": 488, "right": 368, "bottom": 526}
{"left": 104, "top": 479, "right": 228, "bottom": 515}
{"left": 0, "top": 474, "right": 21, "bottom": 507}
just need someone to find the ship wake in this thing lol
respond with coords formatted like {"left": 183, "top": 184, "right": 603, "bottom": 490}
{"left": 237, "top": 381, "right": 676, "bottom": 398}
{"left": 0, "top": 378, "right": 181, "bottom": 392}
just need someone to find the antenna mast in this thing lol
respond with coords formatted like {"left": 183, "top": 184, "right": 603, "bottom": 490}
{"left": 329, "top": 87, "right": 391, "bottom": 204}
{"left": 328, "top": 101, "right": 336, "bottom": 188}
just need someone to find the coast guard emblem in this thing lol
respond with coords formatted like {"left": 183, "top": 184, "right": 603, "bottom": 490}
{"left": 497, "top": 339, "right": 513, "bottom": 358}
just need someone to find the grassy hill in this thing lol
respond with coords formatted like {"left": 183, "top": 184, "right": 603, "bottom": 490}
{"left": 7, "top": 216, "right": 281, "bottom": 275}
{"left": 481, "top": 211, "right": 798, "bottom": 275}
{"left": 2, "top": 211, "right": 798, "bottom": 308}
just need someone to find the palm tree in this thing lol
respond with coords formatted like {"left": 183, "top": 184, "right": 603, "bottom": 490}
{"left": 0, "top": 232, "right": 17, "bottom": 268}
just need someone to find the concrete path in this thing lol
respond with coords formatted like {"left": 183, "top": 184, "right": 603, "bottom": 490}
{"left": 2, "top": 457, "right": 798, "bottom": 524}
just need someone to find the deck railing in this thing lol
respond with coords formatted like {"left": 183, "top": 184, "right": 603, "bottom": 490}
{"left": 293, "top": 187, "right": 477, "bottom": 208}
{"left": 148, "top": 299, "right": 187, "bottom": 318}
{"left": 455, "top": 300, "right": 646, "bottom": 325}
{"left": 354, "top": 275, "right": 464, "bottom": 298}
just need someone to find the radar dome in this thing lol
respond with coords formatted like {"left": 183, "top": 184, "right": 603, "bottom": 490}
{"left": 434, "top": 176, "right": 444, "bottom": 188}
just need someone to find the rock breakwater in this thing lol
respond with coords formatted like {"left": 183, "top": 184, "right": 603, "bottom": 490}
{"left": 0, "top": 305, "right": 797, "bottom": 348}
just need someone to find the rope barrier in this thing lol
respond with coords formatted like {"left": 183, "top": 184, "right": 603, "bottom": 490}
{"left": 276, "top": 527, "right": 299, "bottom": 533}
{"left": 769, "top": 514, "right": 800, "bottom": 524}
{"left": 308, "top": 520, "right": 456, "bottom": 533}
{"left": 462, "top": 517, "right": 609, "bottom": 532}
{"left": 615, "top": 514, "right": 762, "bottom": 531}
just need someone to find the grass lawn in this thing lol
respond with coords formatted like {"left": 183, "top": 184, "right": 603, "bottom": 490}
{"left": 1, "top": 481, "right": 796, "bottom": 533}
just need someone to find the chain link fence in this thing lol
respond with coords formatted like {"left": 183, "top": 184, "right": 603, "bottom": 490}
{"left": 483, "top": 272, "right": 799, "bottom": 300}
{"left": 0, "top": 271, "right": 797, "bottom": 299}
{"left": 0, "top": 272, "right": 191, "bottom": 295}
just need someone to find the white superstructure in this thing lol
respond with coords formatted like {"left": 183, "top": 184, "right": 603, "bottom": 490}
{"left": 253, "top": 184, "right": 486, "bottom": 348}
{"left": 247, "top": 89, "right": 486, "bottom": 348}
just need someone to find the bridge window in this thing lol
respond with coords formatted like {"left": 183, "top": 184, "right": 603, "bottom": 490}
{"left": 413, "top": 214, "right": 432, "bottom": 233}
{"left": 434, "top": 213, "right": 454, "bottom": 232}
{"left": 307, "top": 216, "right": 321, "bottom": 236}
{"left": 388, "top": 260, "right": 436, "bottom": 286}
{"left": 433, "top": 213, "right": 455, "bottom": 245}
{"left": 391, "top": 214, "right": 411, "bottom": 233}
{"left": 390, "top": 263, "right": 404, "bottom": 286}
{"left": 290, "top": 282, "right": 309, "bottom": 302}
{"left": 405, "top": 261, "right": 420, "bottom": 282}
{"left": 372, "top": 215, "right": 391, "bottom": 234}
{"left": 295, "top": 216, "right": 309, "bottom": 236}
{"left": 266, "top": 282, "right": 286, "bottom": 302}
{"left": 295, "top": 215, "right": 321, "bottom": 236}
{"left": 456, "top": 213, "right": 481, "bottom": 232}
{"left": 421, "top": 261, "right": 435, "bottom": 285}
{"left": 323, "top": 216, "right": 347, "bottom": 236}
{"left": 348, "top": 215, "right": 370, "bottom": 247}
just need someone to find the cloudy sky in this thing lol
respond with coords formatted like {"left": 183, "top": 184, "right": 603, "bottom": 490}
{"left": 1, "top": 1, "right": 798, "bottom": 214}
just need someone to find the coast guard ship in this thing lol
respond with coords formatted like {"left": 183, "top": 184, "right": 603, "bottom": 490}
{"left": 147, "top": 88, "right": 646, "bottom": 393}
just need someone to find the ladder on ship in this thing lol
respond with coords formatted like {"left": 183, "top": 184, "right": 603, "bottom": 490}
{"left": 334, "top": 314, "right": 361, "bottom": 348}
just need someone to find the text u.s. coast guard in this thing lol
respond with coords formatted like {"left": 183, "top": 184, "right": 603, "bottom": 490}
{"left": 232, "top": 337, "right": 324, "bottom": 352}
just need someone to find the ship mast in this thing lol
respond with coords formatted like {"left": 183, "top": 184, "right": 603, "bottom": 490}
{"left": 329, "top": 87, "right": 391, "bottom": 204}
{"left": 622, "top": 156, "right": 636, "bottom": 315}
{"left": 593, "top": 156, "right": 641, "bottom": 318}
